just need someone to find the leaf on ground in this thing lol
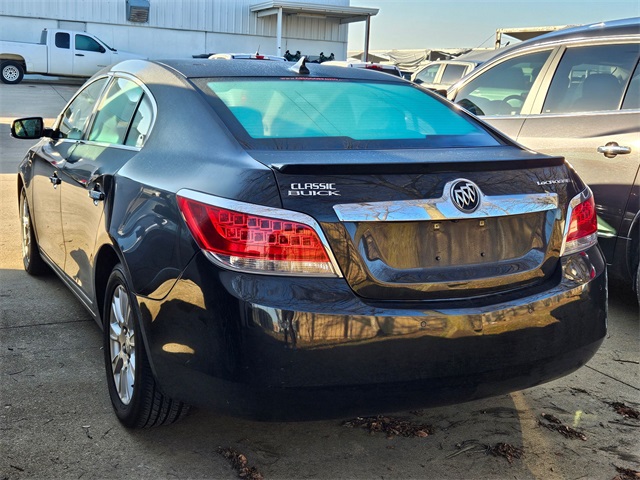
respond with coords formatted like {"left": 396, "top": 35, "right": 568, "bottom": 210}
{"left": 342, "top": 415, "right": 434, "bottom": 438}
{"left": 486, "top": 442, "right": 524, "bottom": 463}
{"left": 541, "top": 412, "right": 562, "bottom": 424}
{"left": 612, "top": 465, "right": 640, "bottom": 480}
{"left": 539, "top": 413, "right": 587, "bottom": 441}
{"left": 217, "top": 447, "right": 264, "bottom": 480}
{"left": 610, "top": 402, "right": 640, "bottom": 420}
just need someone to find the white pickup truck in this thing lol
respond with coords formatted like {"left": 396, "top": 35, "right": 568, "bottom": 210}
{"left": 0, "top": 29, "right": 145, "bottom": 84}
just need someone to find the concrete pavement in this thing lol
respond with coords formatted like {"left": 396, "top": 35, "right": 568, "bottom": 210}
{"left": 0, "top": 78, "right": 80, "bottom": 174}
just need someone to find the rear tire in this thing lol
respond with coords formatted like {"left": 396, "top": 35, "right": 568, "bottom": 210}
{"left": 20, "top": 188, "right": 48, "bottom": 275}
{"left": 1, "top": 60, "right": 24, "bottom": 84}
{"left": 103, "top": 264, "right": 189, "bottom": 428}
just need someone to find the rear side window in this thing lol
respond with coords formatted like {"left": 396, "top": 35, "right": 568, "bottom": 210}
{"left": 542, "top": 44, "right": 640, "bottom": 113}
{"left": 440, "top": 64, "right": 467, "bottom": 84}
{"left": 89, "top": 77, "right": 144, "bottom": 145}
{"left": 199, "top": 79, "right": 501, "bottom": 150}
{"left": 455, "top": 50, "right": 552, "bottom": 116}
{"left": 622, "top": 60, "right": 640, "bottom": 110}
{"left": 55, "top": 32, "right": 70, "bottom": 49}
{"left": 58, "top": 78, "right": 109, "bottom": 139}
{"left": 125, "top": 94, "right": 154, "bottom": 147}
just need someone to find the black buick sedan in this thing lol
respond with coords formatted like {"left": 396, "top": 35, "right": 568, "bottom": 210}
{"left": 12, "top": 58, "right": 607, "bottom": 428}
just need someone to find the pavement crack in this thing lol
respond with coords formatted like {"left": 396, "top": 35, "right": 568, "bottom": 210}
{"left": 584, "top": 365, "right": 640, "bottom": 391}
{"left": 0, "top": 318, "right": 92, "bottom": 330}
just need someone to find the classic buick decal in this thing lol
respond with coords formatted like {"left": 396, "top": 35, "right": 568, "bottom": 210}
{"left": 288, "top": 183, "right": 341, "bottom": 196}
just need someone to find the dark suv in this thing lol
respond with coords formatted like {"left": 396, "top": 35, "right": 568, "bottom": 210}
{"left": 447, "top": 18, "right": 640, "bottom": 296}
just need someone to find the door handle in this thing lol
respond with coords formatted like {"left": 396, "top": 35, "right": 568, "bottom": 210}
{"left": 89, "top": 188, "right": 105, "bottom": 205}
{"left": 75, "top": 53, "right": 85, "bottom": 57}
{"left": 597, "top": 142, "right": 631, "bottom": 158}
{"left": 49, "top": 174, "right": 61, "bottom": 188}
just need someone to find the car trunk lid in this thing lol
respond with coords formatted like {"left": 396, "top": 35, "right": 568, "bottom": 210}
{"left": 252, "top": 147, "right": 574, "bottom": 301}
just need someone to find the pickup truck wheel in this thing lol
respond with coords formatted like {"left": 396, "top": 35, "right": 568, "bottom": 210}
{"left": 1, "top": 60, "right": 24, "bottom": 84}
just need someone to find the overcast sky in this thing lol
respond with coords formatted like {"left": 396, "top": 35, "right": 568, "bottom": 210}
{"left": 347, "top": 0, "right": 640, "bottom": 50}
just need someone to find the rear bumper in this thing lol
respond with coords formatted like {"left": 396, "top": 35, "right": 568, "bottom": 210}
{"left": 137, "top": 245, "right": 607, "bottom": 420}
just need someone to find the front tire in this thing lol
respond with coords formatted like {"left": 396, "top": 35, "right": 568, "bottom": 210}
{"left": 103, "top": 264, "right": 188, "bottom": 428}
{"left": 20, "top": 188, "right": 48, "bottom": 275}
{"left": 1, "top": 60, "right": 25, "bottom": 84}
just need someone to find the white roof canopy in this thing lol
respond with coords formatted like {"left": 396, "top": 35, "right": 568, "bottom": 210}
{"left": 495, "top": 25, "right": 572, "bottom": 48}
{"left": 251, "top": 1, "right": 378, "bottom": 23}
{"left": 251, "top": 1, "right": 379, "bottom": 60}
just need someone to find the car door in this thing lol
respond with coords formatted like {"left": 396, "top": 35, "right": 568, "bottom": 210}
{"left": 515, "top": 42, "right": 640, "bottom": 262}
{"left": 47, "top": 31, "right": 74, "bottom": 76}
{"left": 30, "top": 77, "right": 109, "bottom": 269}
{"left": 58, "top": 76, "right": 152, "bottom": 302}
{"left": 72, "top": 33, "right": 110, "bottom": 77}
{"left": 30, "top": 140, "right": 74, "bottom": 269}
{"left": 450, "top": 48, "right": 558, "bottom": 139}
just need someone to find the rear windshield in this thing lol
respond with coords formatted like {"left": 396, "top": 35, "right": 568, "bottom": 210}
{"left": 194, "top": 78, "right": 502, "bottom": 150}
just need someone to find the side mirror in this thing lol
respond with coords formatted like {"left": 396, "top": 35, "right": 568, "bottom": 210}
{"left": 99, "top": 45, "right": 106, "bottom": 53}
{"left": 11, "top": 117, "right": 53, "bottom": 139}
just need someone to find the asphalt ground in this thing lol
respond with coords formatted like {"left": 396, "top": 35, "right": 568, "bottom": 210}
{"left": 0, "top": 78, "right": 638, "bottom": 480}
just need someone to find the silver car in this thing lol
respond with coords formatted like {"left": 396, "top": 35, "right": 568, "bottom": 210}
{"left": 447, "top": 17, "right": 640, "bottom": 297}
{"left": 412, "top": 59, "right": 481, "bottom": 89}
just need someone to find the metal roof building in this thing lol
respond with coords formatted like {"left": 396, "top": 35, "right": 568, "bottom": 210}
{"left": 0, "top": 0, "right": 378, "bottom": 60}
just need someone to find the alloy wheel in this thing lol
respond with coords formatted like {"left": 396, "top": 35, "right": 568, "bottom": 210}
{"left": 109, "top": 285, "right": 136, "bottom": 405}
{"left": 21, "top": 198, "right": 31, "bottom": 266}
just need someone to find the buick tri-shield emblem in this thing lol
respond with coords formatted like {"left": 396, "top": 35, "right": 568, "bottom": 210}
{"left": 451, "top": 179, "right": 480, "bottom": 212}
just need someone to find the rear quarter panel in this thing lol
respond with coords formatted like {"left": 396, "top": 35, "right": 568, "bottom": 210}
{"left": 108, "top": 63, "right": 281, "bottom": 297}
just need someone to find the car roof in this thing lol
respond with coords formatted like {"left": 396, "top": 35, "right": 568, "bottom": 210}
{"left": 208, "top": 53, "right": 287, "bottom": 61}
{"left": 422, "top": 59, "right": 480, "bottom": 66}
{"left": 322, "top": 60, "right": 398, "bottom": 68}
{"left": 528, "top": 16, "right": 640, "bottom": 44}
{"left": 468, "top": 17, "right": 639, "bottom": 69}
{"left": 149, "top": 58, "right": 409, "bottom": 82}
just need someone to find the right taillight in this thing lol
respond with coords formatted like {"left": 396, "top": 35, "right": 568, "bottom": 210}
{"left": 561, "top": 190, "right": 598, "bottom": 256}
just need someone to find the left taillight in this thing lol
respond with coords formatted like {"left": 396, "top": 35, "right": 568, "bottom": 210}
{"left": 561, "top": 189, "right": 598, "bottom": 256}
{"left": 177, "top": 193, "right": 340, "bottom": 277}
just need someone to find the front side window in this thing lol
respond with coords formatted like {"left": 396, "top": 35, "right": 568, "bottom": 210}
{"left": 58, "top": 78, "right": 109, "bottom": 139}
{"left": 543, "top": 43, "right": 640, "bottom": 113}
{"left": 76, "top": 34, "right": 103, "bottom": 52}
{"left": 196, "top": 78, "right": 502, "bottom": 151}
{"left": 89, "top": 77, "right": 143, "bottom": 145}
{"left": 414, "top": 64, "right": 441, "bottom": 85}
{"left": 455, "top": 50, "right": 552, "bottom": 116}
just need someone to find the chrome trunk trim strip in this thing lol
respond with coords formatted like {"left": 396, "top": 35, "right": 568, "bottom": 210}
{"left": 333, "top": 179, "right": 558, "bottom": 222}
